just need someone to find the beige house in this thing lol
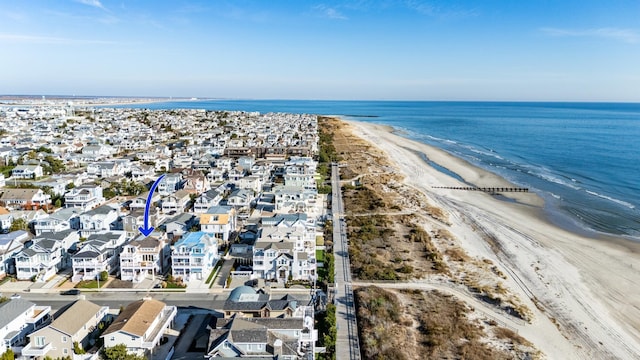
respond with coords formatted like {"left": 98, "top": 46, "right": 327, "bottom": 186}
{"left": 101, "top": 299, "right": 177, "bottom": 357}
{"left": 22, "top": 300, "right": 109, "bottom": 359}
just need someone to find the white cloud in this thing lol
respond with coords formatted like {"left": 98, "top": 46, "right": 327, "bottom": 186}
{"left": 541, "top": 27, "right": 640, "bottom": 44}
{"left": 313, "top": 4, "right": 348, "bottom": 20}
{"left": 76, "top": 0, "right": 106, "bottom": 10}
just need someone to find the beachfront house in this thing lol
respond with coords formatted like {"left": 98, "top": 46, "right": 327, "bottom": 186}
{"left": 205, "top": 316, "right": 316, "bottom": 359}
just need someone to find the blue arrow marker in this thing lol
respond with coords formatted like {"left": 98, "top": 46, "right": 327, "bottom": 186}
{"left": 138, "top": 174, "right": 166, "bottom": 237}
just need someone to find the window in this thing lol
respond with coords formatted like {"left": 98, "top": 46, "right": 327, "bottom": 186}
{"left": 62, "top": 336, "right": 67, "bottom": 342}
{"left": 223, "top": 342, "right": 229, "bottom": 349}
{"left": 63, "top": 348, "right": 68, "bottom": 354}
{"left": 35, "top": 336, "right": 45, "bottom": 346}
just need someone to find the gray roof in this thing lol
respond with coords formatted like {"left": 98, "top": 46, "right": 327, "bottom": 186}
{"left": 50, "top": 300, "right": 103, "bottom": 336}
{"left": 0, "top": 298, "right": 35, "bottom": 329}
{"left": 83, "top": 204, "right": 116, "bottom": 216}
{"left": 35, "top": 229, "right": 76, "bottom": 242}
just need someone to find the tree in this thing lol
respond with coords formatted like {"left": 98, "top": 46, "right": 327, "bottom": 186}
{"left": 102, "top": 344, "right": 146, "bottom": 360}
{"left": 10, "top": 218, "right": 28, "bottom": 232}
{"left": 0, "top": 349, "right": 14, "bottom": 360}
{"left": 99, "top": 270, "right": 108, "bottom": 282}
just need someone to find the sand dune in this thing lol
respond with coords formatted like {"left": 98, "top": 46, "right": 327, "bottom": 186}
{"left": 347, "top": 120, "right": 640, "bottom": 359}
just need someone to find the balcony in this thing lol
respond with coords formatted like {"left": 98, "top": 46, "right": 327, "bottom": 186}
{"left": 22, "top": 342, "right": 53, "bottom": 356}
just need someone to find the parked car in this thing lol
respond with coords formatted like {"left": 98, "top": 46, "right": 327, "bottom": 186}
{"left": 61, "top": 289, "right": 81, "bottom": 295}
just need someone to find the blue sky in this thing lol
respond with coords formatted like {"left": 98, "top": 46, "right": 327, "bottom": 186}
{"left": 1, "top": 0, "right": 639, "bottom": 101}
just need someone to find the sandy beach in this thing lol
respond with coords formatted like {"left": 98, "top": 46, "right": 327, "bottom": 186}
{"left": 346, "top": 120, "right": 640, "bottom": 359}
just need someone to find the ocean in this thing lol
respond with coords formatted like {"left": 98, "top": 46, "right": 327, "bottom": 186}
{"left": 116, "top": 100, "right": 640, "bottom": 240}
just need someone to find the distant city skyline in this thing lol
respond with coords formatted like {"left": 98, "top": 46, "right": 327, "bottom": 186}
{"left": 1, "top": 0, "right": 639, "bottom": 102}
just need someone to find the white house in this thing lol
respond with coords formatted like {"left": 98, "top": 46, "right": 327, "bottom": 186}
{"left": 79, "top": 204, "right": 119, "bottom": 237}
{"left": 14, "top": 229, "right": 79, "bottom": 281}
{"left": 0, "top": 230, "right": 28, "bottom": 277}
{"left": 120, "top": 236, "right": 169, "bottom": 282}
{"left": 33, "top": 207, "right": 81, "bottom": 236}
{"left": 0, "top": 298, "right": 51, "bottom": 351}
{"left": 72, "top": 231, "right": 126, "bottom": 282}
{"left": 11, "top": 164, "right": 43, "bottom": 179}
{"left": 193, "top": 188, "right": 224, "bottom": 213}
{"left": 64, "top": 184, "right": 105, "bottom": 211}
{"left": 205, "top": 316, "right": 316, "bottom": 359}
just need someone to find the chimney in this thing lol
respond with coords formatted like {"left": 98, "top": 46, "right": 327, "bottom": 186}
{"left": 273, "top": 339, "right": 283, "bottom": 356}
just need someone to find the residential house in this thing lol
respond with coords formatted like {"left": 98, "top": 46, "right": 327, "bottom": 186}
{"left": 157, "top": 173, "right": 182, "bottom": 195}
{"left": 0, "top": 188, "right": 51, "bottom": 210}
{"left": 101, "top": 299, "right": 177, "bottom": 357}
{"left": 222, "top": 286, "right": 310, "bottom": 319}
{"left": 33, "top": 207, "right": 81, "bottom": 236}
{"left": 120, "top": 236, "right": 169, "bottom": 282}
{"left": 272, "top": 185, "right": 318, "bottom": 214}
{"left": 226, "top": 188, "right": 254, "bottom": 211}
{"left": 0, "top": 207, "right": 13, "bottom": 232}
{"left": 123, "top": 208, "right": 162, "bottom": 239}
{"left": 160, "top": 189, "right": 191, "bottom": 214}
{"left": 81, "top": 144, "right": 113, "bottom": 160}
{"left": 171, "top": 232, "right": 218, "bottom": 281}
{"left": 64, "top": 184, "right": 105, "bottom": 211}
{"left": 86, "top": 161, "right": 120, "bottom": 178}
{"left": 206, "top": 167, "right": 226, "bottom": 182}
{"left": 79, "top": 204, "right": 119, "bottom": 237}
{"left": 22, "top": 300, "right": 109, "bottom": 359}
{"left": 252, "top": 228, "right": 317, "bottom": 282}
{"left": 205, "top": 316, "right": 316, "bottom": 359}
{"left": 130, "top": 163, "right": 155, "bottom": 180}
{"left": 182, "top": 169, "right": 210, "bottom": 194}
{"left": 0, "top": 230, "right": 29, "bottom": 277}
{"left": 0, "top": 299, "right": 51, "bottom": 350}
{"left": 236, "top": 175, "right": 263, "bottom": 194}
{"left": 199, "top": 206, "right": 237, "bottom": 246}
{"left": 128, "top": 191, "right": 161, "bottom": 211}
{"left": 72, "top": 231, "right": 126, "bottom": 282}
{"left": 193, "top": 188, "right": 224, "bottom": 213}
{"left": 164, "top": 213, "right": 197, "bottom": 240}
{"left": 11, "top": 164, "right": 43, "bottom": 179}
{"left": 14, "top": 229, "right": 79, "bottom": 281}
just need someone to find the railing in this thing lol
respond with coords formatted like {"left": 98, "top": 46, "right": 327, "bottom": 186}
{"left": 21, "top": 342, "right": 52, "bottom": 356}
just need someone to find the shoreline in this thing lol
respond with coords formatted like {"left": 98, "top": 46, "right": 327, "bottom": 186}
{"left": 343, "top": 119, "right": 640, "bottom": 359}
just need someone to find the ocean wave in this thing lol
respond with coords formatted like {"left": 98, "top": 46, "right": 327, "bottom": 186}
{"left": 528, "top": 168, "right": 582, "bottom": 190}
{"left": 585, "top": 190, "right": 636, "bottom": 209}
{"left": 460, "top": 144, "right": 505, "bottom": 160}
